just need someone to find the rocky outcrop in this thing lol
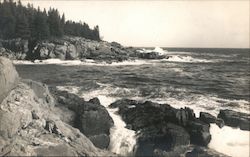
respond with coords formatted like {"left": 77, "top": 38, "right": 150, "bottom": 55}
{"left": 0, "top": 80, "right": 113, "bottom": 156}
{"left": 109, "top": 99, "right": 212, "bottom": 156}
{"left": 218, "top": 109, "right": 250, "bottom": 131}
{"left": 199, "top": 112, "right": 224, "bottom": 128}
{"left": 0, "top": 57, "right": 113, "bottom": 156}
{"left": 0, "top": 57, "right": 19, "bottom": 103}
{"left": 50, "top": 89, "right": 114, "bottom": 149}
{"left": 1, "top": 36, "right": 167, "bottom": 62}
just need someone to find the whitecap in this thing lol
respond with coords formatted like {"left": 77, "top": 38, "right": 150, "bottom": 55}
{"left": 13, "top": 58, "right": 151, "bottom": 66}
{"left": 209, "top": 124, "right": 250, "bottom": 157}
{"left": 164, "top": 55, "right": 212, "bottom": 63}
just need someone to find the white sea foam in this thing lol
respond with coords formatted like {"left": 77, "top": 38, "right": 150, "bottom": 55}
{"left": 164, "top": 55, "right": 212, "bottom": 63}
{"left": 137, "top": 47, "right": 168, "bottom": 56}
{"left": 209, "top": 124, "right": 250, "bottom": 157}
{"left": 13, "top": 58, "right": 150, "bottom": 66}
{"left": 56, "top": 84, "right": 249, "bottom": 156}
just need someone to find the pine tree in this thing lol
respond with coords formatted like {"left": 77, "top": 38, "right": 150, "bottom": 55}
{"left": 16, "top": 13, "right": 30, "bottom": 39}
{"left": 48, "top": 8, "right": 63, "bottom": 37}
{"left": 33, "top": 9, "right": 50, "bottom": 40}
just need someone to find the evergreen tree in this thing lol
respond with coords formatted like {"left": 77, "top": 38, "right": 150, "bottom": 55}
{"left": 48, "top": 8, "right": 63, "bottom": 37}
{"left": 0, "top": 0, "right": 101, "bottom": 41}
{"left": 16, "top": 13, "right": 30, "bottom": 39}
{"left": 32, "top": 9, "right": 50, "bottom": 40}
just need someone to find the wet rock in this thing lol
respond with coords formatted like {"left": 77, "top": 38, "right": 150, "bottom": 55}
{"left": 110, "top": 99, "right": 212, "bottom": 155}
{"left": 51, "top": 89, "right": 114, "bottom": 149}
{"left": 215, "top": 118, "right": 225, "bottom": 128}
{"left": 199, "top": 112, "right": 225, "bottom": 128}
{"left": 135, "top": 123, "right": 190, "bottom": 156}
{"left": 138, "top": 52, "right": 165, "bottom": 59}
{"left": 0, "top": 57, "right": 19, "bottom": 103}
{"left": 77, "top": 98, "right": 114, "bottom": 136}
{"left": 218, "top": 109, "right": 250, "bottom": 131}
{"left": 186, "top": 120, "right": 211, "bottom": 146}
{"left": 185, "top": 146, "right": 230, "bottom": 157}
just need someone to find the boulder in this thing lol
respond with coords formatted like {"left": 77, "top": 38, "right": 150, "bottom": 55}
{"left": 185, "top": 120, "right": 211, "bottom": 146}
{"left": 135, "top": 123, "right": 190, "bottom": 156}
{"left": 51, "top": 89, "right": 114, "bottom": 149}
{"left": 0, "top": 57, "right": 19, "bottom": 104}
{"left": 199, "top": 112, "right": 224, "bottom": 128}
{"left": 76, "top": 98, "right": 114, "bottom": 136}
{"left": 199, "top": 112, "right": 217, "bottom": 124}
{"left": 218, "top": 109, "right": 250, "bottom": 131}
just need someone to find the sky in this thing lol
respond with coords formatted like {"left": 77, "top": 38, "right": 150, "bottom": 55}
{"left": 21, "top": 0, "right": 249, "bottom": 48}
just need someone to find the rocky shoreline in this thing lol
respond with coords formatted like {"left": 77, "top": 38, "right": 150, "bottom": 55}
{"left": 0, "top": 36, "right": 167, "bottom": 62}
{"left": 0, "top": 56, "right": 249, "bottom": 156}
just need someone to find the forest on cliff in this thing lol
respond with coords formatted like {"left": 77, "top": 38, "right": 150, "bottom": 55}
{"left": 0, "top": 0, "right": 100, "bottom": 41}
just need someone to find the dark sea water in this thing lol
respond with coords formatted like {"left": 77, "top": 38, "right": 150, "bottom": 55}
{"left": 16, "top": 48, "right": 249, "bottom": 114}
{"left": 15, "top": 48, "right": 250, "bottom": 156}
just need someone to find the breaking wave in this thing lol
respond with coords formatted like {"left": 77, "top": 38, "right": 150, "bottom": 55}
{"left": 209, "top": 124, "right": 249, "bottom": 157}
{"left": 13, "top": 58, "right": 151, "bottom": 66}
{"left": 164, "top": 55, "right": 212, "bottom": 63}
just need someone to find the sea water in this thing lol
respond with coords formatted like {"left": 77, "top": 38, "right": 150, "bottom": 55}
{"left": 15, "top": 47, "right": 250, "bottom": 156}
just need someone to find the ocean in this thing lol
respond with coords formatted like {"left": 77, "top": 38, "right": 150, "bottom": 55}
{"left": 15, "top": 47, "right": 250, "bottom": 157}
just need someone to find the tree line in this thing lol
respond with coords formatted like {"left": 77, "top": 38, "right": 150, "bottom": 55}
{"left": 0, "top": 0, "right": 100, "bottom": 41}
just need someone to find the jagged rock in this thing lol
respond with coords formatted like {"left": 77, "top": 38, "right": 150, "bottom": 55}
{"left": 0, "top": 58, "right": 114, "bottom": 155}
{"left": 0, "top": 82, "right": 114, "bottom": 156}
{"left": 218, "top": 109, "right": 250, "bottom": 131}
{"left": 0, "top": 57, "right": 19, "bottom": 103}
{"left": 199, "top": 112, "right": 224, "bottom": 128}
{"left": 50, "top": 89, "right": 114, "bottom": 149}
{"left": 138, "top": 52, "right": 165, "bottom": 59}
{"left": 0, "top": 38, "right": 28, "bottom": 53}
{"left": 185, "top": 120, "right": 211, "bottom": 146}
{"left": 110, "top": 99, "right": 211, "bottom": 155}
{"left": 200, "top": 112, "right": 217, "bottom": 124}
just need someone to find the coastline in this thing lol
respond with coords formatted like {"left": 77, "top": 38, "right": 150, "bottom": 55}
{"left": 1, "top": 56, "right": 249, "bottom": 156}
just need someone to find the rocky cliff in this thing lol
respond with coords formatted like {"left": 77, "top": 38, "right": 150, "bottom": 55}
{"left": 0, "top": 57, "right": 114, "bottom": 156}
{"left": 0, "top": 36, "right": 166, "bottom": 62}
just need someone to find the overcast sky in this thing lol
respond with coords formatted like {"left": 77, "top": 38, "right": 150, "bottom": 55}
{"left": 22, "top": 0, "right": 249, "bottom": 48}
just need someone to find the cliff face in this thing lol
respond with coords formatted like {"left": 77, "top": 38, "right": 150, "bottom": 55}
{"left": 0, "top": 36, "right": 166, "bottom": 61}
{"left": 0, "top": 57, "right": 113, "bottom": 156}
{"left": 0, "top": 57, "right": 19, "bottom": 103}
